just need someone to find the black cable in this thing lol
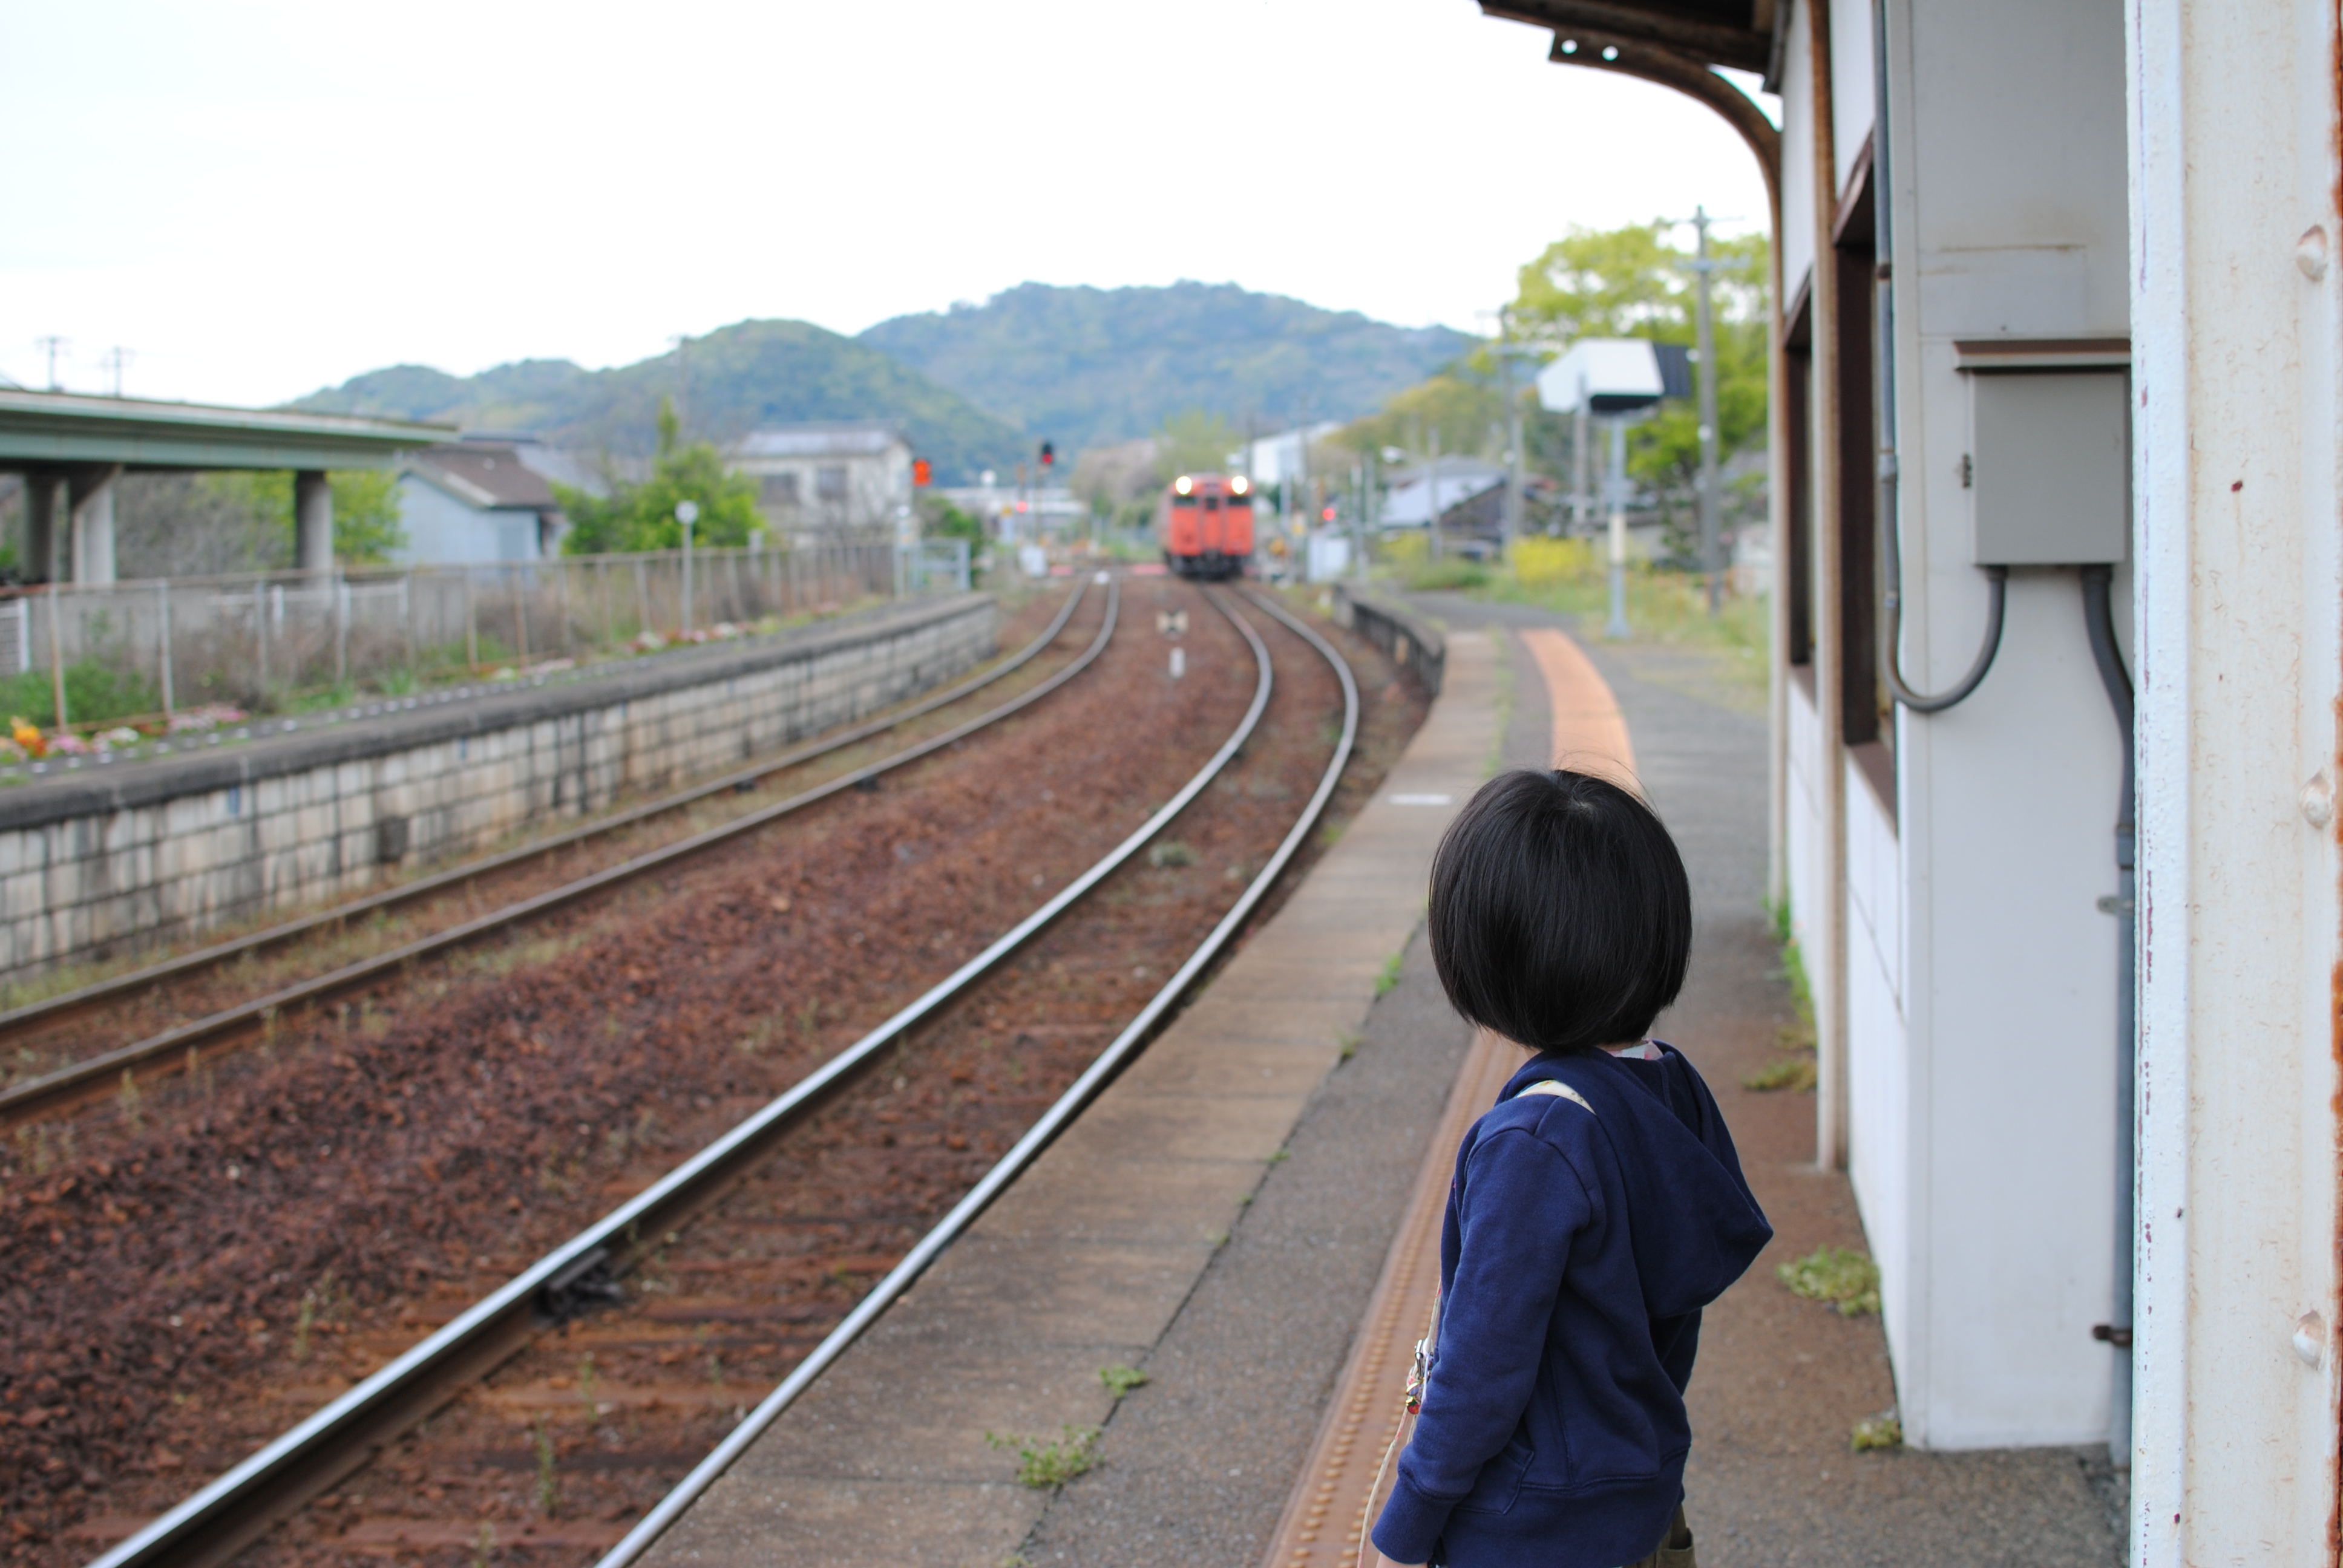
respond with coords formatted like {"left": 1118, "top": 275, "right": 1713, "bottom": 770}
{"left": 1883, "top": 561, "right": 2009, "bottom": 712}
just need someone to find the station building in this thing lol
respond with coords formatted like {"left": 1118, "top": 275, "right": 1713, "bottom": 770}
{"left": 1480, "top": 0, "right": 2343, "bottom": 1557}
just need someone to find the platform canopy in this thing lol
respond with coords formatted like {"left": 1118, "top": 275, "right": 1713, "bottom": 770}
{"left": 0, "top": 388, "right": 451, "bottom": 472}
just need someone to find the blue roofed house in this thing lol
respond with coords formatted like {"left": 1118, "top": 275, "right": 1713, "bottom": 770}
{"left": 395, "top": 440, "right": 567, "bottom": 564}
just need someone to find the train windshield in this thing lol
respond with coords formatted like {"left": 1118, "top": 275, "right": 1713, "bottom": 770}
{"left": 1171, "top": 492, "right": 1199, "bottom": 506}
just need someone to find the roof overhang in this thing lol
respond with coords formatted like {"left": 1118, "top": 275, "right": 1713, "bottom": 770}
{"left": 0, "top": 390, "right": 453, "bottom": 471}
{"left": 1481, "top": 1, "right": 1782, "bottom": 216}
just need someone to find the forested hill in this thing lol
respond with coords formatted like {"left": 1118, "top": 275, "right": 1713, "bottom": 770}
{"left": 289, "top": 320, "right": 1027, "bottom": 483}
{"left": 857, "top": 282, "right": 1479, "bottom": 453}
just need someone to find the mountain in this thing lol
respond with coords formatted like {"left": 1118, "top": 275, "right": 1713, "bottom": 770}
{"left": 289, "top": 322, "right": 1027, "bottom": 484}
{"left": 857, "top": 282, "right": 1480, "bottom": 454}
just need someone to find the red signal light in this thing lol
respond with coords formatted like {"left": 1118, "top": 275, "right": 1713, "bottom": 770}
{"left": 913, "top": 458, "right": 932, "bottom": 486}
{"left": 1320, "top": 505, "right": 1337, "bottom": 523}
{"left": 1040, "top": 441, "right": 1055, "bottom": 468}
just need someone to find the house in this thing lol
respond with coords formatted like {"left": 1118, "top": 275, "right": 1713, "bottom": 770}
{"left": 730, "top": 423, "right": 913, "bottom": 543}
{"left": 396, "top": 439, "right": 565, "bottom": 563}
{"left": 1478, "top": 0, "right": 2343, "bottom": 1553}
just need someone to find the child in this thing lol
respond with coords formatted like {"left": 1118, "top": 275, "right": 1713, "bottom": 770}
{"left": 1372, "top": 769, "right": 1772, "bottom": 1568}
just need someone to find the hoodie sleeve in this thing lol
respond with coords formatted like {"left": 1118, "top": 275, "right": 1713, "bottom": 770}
{"left": 1372, "top": 1124, "right": 1594, "bottom": 1564}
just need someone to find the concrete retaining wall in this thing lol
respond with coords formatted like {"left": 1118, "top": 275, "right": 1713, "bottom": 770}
{"left": 0, "top": 593, "right": 996, "bottom": 983}
{"left": 1331, "top": 584, "right": 1446, "bottom": 696}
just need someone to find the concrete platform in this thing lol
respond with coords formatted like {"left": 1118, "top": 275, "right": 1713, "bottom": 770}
{"left": 636, "top": 631, "right": 1503, "bottom": 1567}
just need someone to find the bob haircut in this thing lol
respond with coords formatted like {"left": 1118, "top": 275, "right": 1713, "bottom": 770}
{"left": 1427, "top": 769, "right": 1693, "bottom": 1056}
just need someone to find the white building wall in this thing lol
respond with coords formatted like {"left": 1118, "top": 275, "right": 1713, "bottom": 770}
{"left": 1777, "top": 2, "right": 1817, "bottom": 301}
{"left": 1828, "top": 0, "right": 1875, "bottom": 194}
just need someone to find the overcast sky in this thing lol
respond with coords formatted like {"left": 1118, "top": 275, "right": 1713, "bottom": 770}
{"left": 0, "top": 1, "right": 1773, "bottom": 408}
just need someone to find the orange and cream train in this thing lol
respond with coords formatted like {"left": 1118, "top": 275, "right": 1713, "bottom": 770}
{"left": 1160, "top": 472, "right": 1253, "bottom": 580}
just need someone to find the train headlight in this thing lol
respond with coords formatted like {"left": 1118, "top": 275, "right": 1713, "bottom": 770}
{"left": 1230, "top": 476, "right": 1250, "bottom": 495}
{"left": 1175, "top": 475, "right": 1193, "bottom": 495}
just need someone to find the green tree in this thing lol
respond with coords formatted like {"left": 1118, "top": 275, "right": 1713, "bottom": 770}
{"left": 191, "top": 468, "right": 408, "bottom": 566}
{"left": 1334, "top": 373, "right": 1505, "bottom": 463}
{"left": 557, "top": 397, "right": 763, "bottom": 554}
{"left": 1510, "top": 220, "right": 1771, "bottom": 495}
{"left": 1152, "top": 410, "right": 1243, "bottom": 483}
{"left": 922, "top": 496, "right": 985, "bottom": 546}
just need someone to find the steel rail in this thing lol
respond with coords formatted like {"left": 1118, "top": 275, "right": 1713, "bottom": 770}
{"left": 85, "top": 575, "right": 1274, "bottom": 1568}
{"left": 594, "top": 586, "right": 1360, "bottom": 1568}
{"left": 0, "top": 581, "right": 1090, "bottom": 1057}
{"left": 1, "top": 582, "right": 1113, "bottom": 1132}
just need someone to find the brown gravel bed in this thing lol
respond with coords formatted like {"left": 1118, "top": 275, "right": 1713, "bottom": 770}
{"left": 3, "top": 583, "right": 1426, "bottom": 1567}
{"left": 0, "top": 587, "right": 1080, "bottom": 1099}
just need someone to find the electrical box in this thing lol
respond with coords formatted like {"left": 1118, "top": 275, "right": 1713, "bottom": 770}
{"left": 1969, "top": 370, "right": 2129, "bottom": 565}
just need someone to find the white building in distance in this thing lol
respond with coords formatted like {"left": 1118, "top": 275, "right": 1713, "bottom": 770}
{"left": 730, "top": 423, "right": 913, "bottom": 542}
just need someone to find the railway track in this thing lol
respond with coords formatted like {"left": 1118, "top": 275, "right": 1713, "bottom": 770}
{"left": 0, "top": 580, "right": 1108, "bottom": 1131}
{"left": 79, "top": 586, "right": 1360, "bottom": 1568}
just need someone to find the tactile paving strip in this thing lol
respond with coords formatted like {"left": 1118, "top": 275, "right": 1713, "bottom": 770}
{"left": 1257, "top": 1027, "right": 1517, "bottom": 1568}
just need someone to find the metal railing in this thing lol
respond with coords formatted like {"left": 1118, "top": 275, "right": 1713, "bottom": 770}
{"left": 0, "top": 542, "right": 916, "bottom": 725}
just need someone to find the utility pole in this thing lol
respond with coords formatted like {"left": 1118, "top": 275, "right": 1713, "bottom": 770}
{"left": 1499, "top": 310, "right": 1525, "bottom": 563}
{"left": 1425, "top": 425, "right": 1443, "bottom": 561}
{"left": 1571, "top": 391, "right": 1591, "bottom": 537}
{"left": 35, "top": 336, "right": 67, "bottom": 392}
{"left": 1691, "top": 206, "right": 1725, "bottom": 614}
{"left": 99, "top": 347, "right": 132, "bottom": 398}
{"left": 1604, "top": 417, "right": 1631, "bottom": 638}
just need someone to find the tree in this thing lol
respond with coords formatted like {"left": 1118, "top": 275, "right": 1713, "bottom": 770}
{"left": 1334, "top": 372, "right": 1505, "bottom": 463}
{"left": 557, "top": 397, "right": 763, "bottom": 554}
{"left": 1152, "top": 410, "right": 1243, "bottom": 484}
{"left": 329, "top": 470, "right": 407, "bottom": 564}
{"left": 1510, "top": 220, "right": 1771, "bottom": 498}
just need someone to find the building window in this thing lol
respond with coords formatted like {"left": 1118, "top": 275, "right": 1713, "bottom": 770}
{"left": 1784, "top": 284, "right": 1815, "bottom": 672}
{"left": 761, "top": 472, "right": 801, "bottom": 507}
{"left": 816, "top": 466, "right": 848, "bottom": 502}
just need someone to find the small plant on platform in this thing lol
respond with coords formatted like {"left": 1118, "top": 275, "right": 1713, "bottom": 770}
{"left": 1099, "top": 1364, "right": 1149, "bottom": 1399}
{"left": 1337, "top": 1029, "right": 1362, "bottom": 1062}
{"left": 1742, "top": 1048, "right": 1817, "bottom": 1093}
{"left": 1377, "top": 953, "right": 1404, "bottom": 996}
{"left": 1850, "top": 1410, "right": 1903, "bottom": 1452}
{"left": 986, "top": 1424, "right": 1102, "bottom": 1489}
{"left": 1148, "top": 839, "right": 1196, "bottom": 869}
{"left": 1777, "top": 1245, "right": 1881, "bottom": 1316}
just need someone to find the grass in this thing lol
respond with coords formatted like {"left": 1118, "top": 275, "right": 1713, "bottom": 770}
{"left": 986, "top": 1425, "right": 1102, "bottom": 1489}
{"left": 1744, "top": 930, "right": 1818, "bottom": 1093}
{"left": 1382, "top": 534, "right": 1770, "bottom": 711}
{"left": 1376, "top": 952, "right": 1404, "bottom": 996}
{"left": 1147, "top": 839, "right": 1196, "bottom": 869}
{"left": 1850, "top": 1410, "right": 1904, "bottom": 1452}
{"left": 1777, "top": 1244, "right": 1882, "bottom": 1316}
{"left": 1099, "top": 1364, "right": 1149, "bottom": 1399}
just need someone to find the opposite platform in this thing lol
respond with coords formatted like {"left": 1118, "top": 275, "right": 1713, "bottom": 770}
{"left": 635, "top": 630, "right": 1501, "bottom": 1566}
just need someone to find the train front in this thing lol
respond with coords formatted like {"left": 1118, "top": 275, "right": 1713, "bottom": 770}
{"left": 1161, "top": 473, "right": 1254, "bottom": 581}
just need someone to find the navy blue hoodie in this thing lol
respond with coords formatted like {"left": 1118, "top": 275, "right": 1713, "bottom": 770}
{"left": 1371, "top": 1044, "right": 1771, "bottom": 1567}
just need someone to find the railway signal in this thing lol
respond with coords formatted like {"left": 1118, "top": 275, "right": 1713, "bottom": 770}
{"left": 1039, "top": 441, "right": 1055, "bottom": 469}
{"left": 913, "top": 458, "right": 932, "bottom": 487}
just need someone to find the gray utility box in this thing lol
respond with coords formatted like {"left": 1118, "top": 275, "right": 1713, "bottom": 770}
{"left": 1969, "top": 370, "right": 2130, "bottom": 565}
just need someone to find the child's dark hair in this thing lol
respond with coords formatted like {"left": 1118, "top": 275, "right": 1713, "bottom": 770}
{"left": 1427, "top": 769, "right": 1693, "bottom": 1056}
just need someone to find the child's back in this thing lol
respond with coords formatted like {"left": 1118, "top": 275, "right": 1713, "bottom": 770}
{"left": 1372, "top": 769, "right": 1771, "bottom": 1568}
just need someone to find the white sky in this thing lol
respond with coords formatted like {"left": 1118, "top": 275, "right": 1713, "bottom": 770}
{"left": 0, "top": 1, "right": 1774, "bottom": 409}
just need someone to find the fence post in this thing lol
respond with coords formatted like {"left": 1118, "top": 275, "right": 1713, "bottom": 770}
{"left": 335, "top": 572, "right": 349, "bottom": 687}
{"left": 634, "top": 558, "right": 650, "bottom": 636}
{"left": 254, "top": 581, "right": 268, "bottom": 699}
{"left": 45, "top": 585, "right": 65, "bottom": 730}
{"left": 402, "top": 571, "right": 417, "bottom": 673}
{"left": 465, "top": 567, "right": 479, "bottom": 672}
{"left": 157, "top": 580, "right": 174, "bottom": 717}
